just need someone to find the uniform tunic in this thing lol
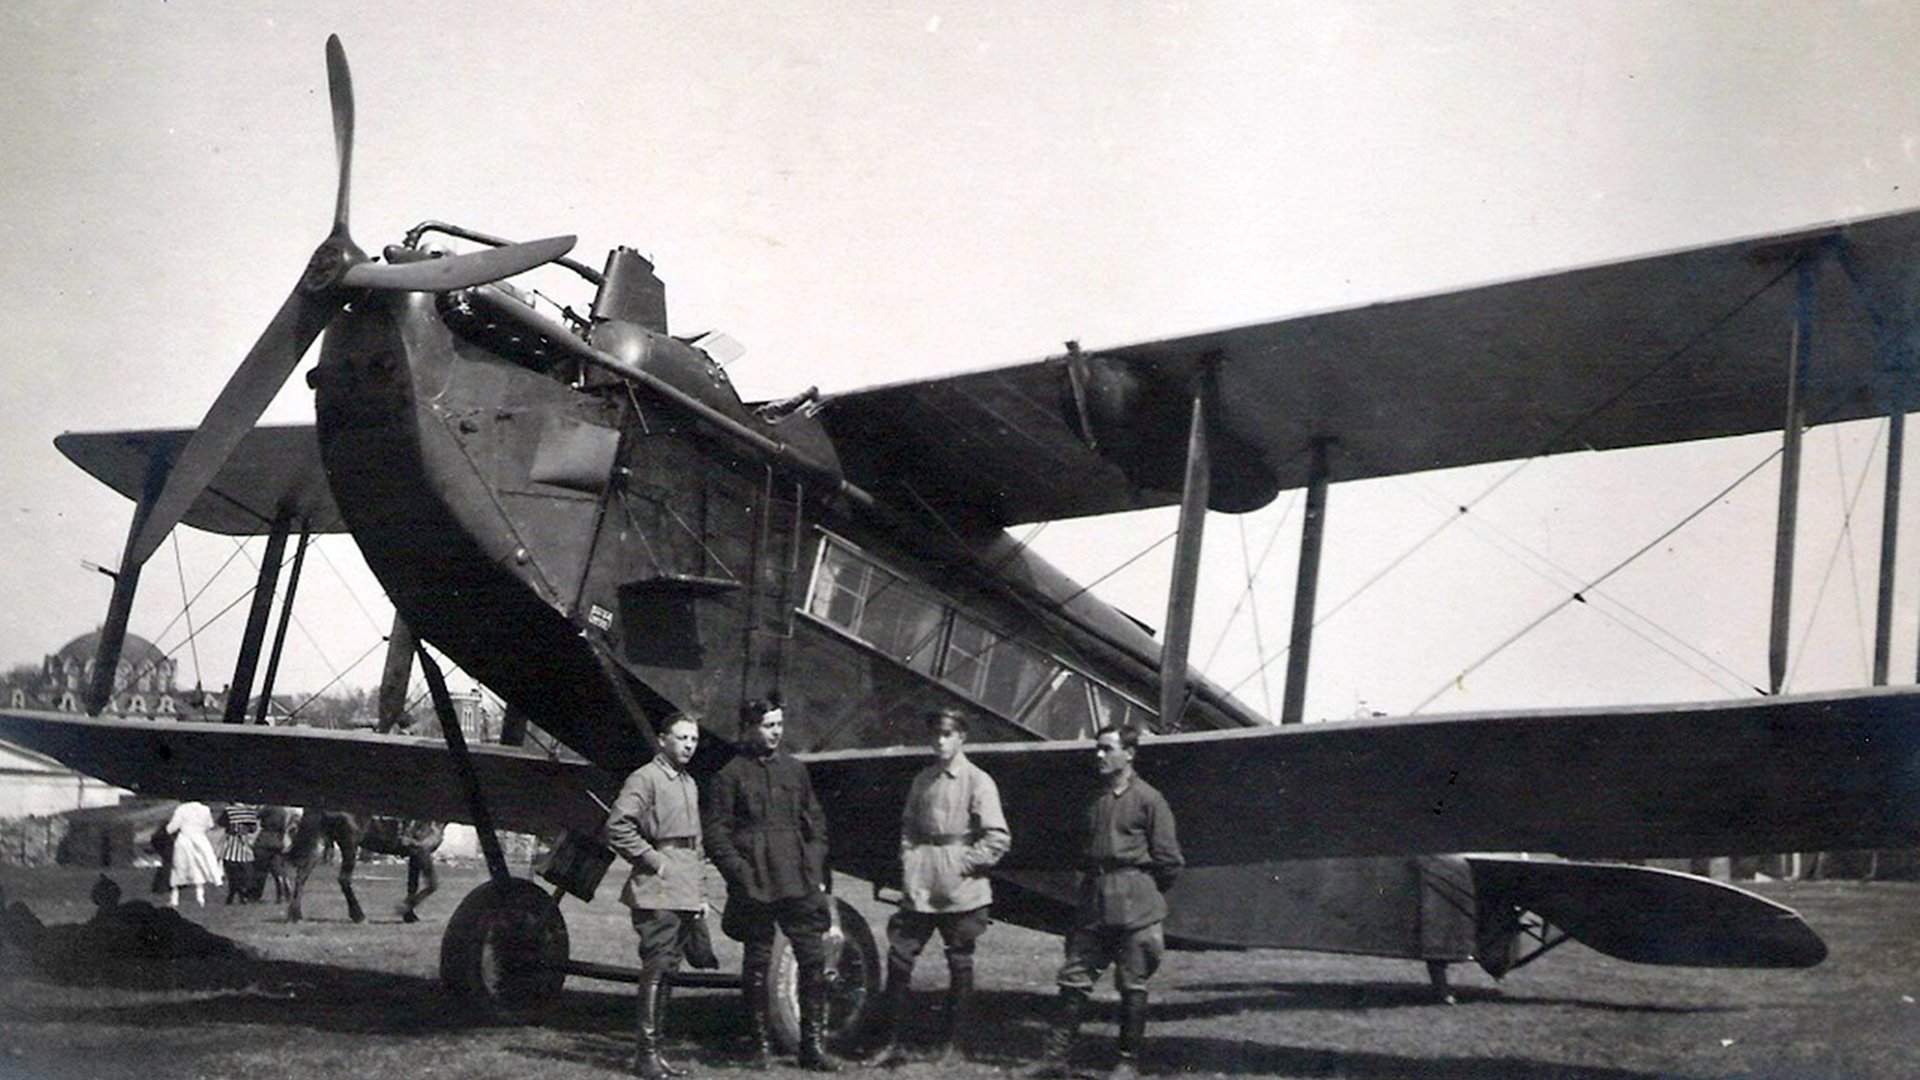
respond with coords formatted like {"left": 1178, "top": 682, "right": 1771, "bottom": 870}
{"left": 606, "top": 756, "right": 706, "bottom": 912}
{"left": 1076, "top": 775, "right": 1183, "bottom": 930}
{"left": 898, "top": 751, "right": 1010, "bottom": 913}
{"left": 703, "top": 750, "right": 828, "bottom": 903}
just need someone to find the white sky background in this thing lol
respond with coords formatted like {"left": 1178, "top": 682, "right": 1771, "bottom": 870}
{"left": 3, "top": 2, "right": 1920, "bottom": 720}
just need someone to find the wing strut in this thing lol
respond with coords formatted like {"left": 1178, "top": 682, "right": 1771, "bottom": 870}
{"left": 1158, "top": 386, "right": 1211, "bottom": 729}
{"left": 1768, "top": 259, "right": 1818, "bottom": 694}
{"left": 1281, "top": 438, "right": 1332, "bottom": 725}
{"left": 86, "top": 453, "right": 169, "bottom": 715}
{"left": 224, "top": 512, "right": 293, "bottom": 722}
{"left": 253, "top": 526, "right": 311, "bottom": 723}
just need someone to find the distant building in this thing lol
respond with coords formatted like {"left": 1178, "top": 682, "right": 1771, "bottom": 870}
{"left": 4, "top": 629, "right": 223, "bottom": 720}
{"left": 0, "top": 739, "right": 125, "bottom": 819}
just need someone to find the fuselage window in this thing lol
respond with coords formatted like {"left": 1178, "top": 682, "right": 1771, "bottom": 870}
{"left": 808, "top": 535, "right": 1152, "bottom": 734}
{"left": 807, "top": 541, "right": 943, "bottom": 675}
{"left": 1025, "top": 669, "right": 1097, "bottom": 740}
{"left": 938, "top": 614, "right": 1055, "bottom": 717}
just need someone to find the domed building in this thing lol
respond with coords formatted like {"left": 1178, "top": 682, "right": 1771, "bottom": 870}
{"left": 5, "top": 629, "right": 219, "bottom": 720}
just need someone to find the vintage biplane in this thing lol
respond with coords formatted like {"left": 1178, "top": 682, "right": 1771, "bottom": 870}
{"left": 5, "top": 36, "right": 1920, "bottom": 1046}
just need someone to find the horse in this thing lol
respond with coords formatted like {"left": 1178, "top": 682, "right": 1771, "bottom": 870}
{"left": 285, "top": 811, "right": 445, "bottom": 924}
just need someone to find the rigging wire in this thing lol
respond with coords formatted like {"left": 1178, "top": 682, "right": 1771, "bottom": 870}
{"left": 109, "top": 536, "right": 252, "bottom": 699}
{"left": 1225, "top": 257, "right": 1804, "bottom": 696}
{"left": 1202, "top": 490, "right": 1297, "bottom": 677}
{"left": 1411, "top": 446, "right": 1785, "bottom": 714}
{"left": 171, "top": 533, "right": 203, "bottom": 690}
{"left": 1785, "top": 420, "right": 1885, "bottom": 689}
{"left": 233, "top": 536, "right": 342, "bottom": 684}
{"left": 1395, "top": 465, "right": 1760, "bottom": 696}
{"left": 1236, "top": 515, "right": 1276, "bottom": 715}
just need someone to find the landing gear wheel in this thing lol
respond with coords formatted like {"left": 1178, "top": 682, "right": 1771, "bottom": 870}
{"left": 763, "top": 897, "right": 882, "bottom": 1054}
{"left": 440, "top": 878, "right": 569, "bottom": 1024}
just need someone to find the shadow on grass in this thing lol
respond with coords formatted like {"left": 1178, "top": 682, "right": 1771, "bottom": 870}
{"left": 516, "top": 987, "right": 1694, "bottom": 1079}
{"left": 1176, "top": 979, "right": 1737, "bottom": 1016}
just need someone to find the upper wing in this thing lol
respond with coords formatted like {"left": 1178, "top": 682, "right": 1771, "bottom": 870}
{"left": 56, "top": 424, "right": 346, "bottom": 534}
{"left": 819, "top": 207, "right": 1920, "bottom": 526}
{"left": 808, "top": 686, "right": 1920, "bottom": 873}
{"left": 0, "top": 709, "right": 617, "bottom": 837}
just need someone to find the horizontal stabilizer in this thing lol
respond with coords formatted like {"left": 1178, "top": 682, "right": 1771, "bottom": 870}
{"left": 1468, "top": 855, "right": 1827, "bottom": 968}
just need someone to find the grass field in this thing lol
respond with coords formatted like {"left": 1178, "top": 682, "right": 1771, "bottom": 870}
{"left": 2, "top": 860, "right": 1917, "bottom": 1079}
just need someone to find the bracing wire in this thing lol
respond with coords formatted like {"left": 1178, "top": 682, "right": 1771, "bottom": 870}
{"left": 1202, "top": 490, "right": 1297, "bottom": 676}
{"left": 171, "top": 533, "right": 203, "bottom": 689}
{"left": 1411, "top": 446, "right": 1785, "bottom": 714}
{"left": 1785, "top": 420, "right": 1885, "bottom": 689}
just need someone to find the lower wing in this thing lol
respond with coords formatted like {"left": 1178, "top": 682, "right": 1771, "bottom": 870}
{"left": 809, "top": 686, "right": 1920, "bottom": 874}
{"left": 8, "top": 684, "right": 1918, "bottom": 870}
{"left": 0, "top": 708, "right": 616, "bottom": 837}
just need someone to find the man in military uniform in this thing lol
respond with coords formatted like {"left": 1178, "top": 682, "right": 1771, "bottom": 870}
{"left": 866, "top": 707, "right": 1010, "bottom": 1065}
{"left": 1029, "top": 723, "right": 1182, "bottom": 1080}
{"left": 606, "top": 713, "right": 706, "bottom": 1079}
{"left": 704, "top": 699, "right": 842, "bottom": 1072}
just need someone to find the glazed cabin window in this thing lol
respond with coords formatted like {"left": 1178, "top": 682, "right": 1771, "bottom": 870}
{"left": 808, "top": 536, "right": 1150, "bottom": 733}
{"left": 1025, "top": 669, "right": 1098, "bottom": 740}
{"left": 1023, "top": 668, "right": 1156, "bottom": 740}
{"left": 939, "top": 614, "right": 1055, "bottom": 718}
{"left": 807, "top": 542, "right": 942, "bottom": 675}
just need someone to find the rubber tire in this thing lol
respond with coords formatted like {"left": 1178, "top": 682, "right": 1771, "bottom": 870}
{"left": 762, "top": 897, "right": 882, "bottom": 1054}
{"left": 439, "top": 877, "right": 570, "bottom": 1024}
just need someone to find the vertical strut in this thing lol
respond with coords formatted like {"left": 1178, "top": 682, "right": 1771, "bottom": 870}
{"left": 419, "top": 644, "right": 513, "bottom": 885}
{"left": 1281, "top": 438, "right": 1331, "bottom": 725}
{"left": 1876, "top": 411, "right": 1903, "bottom": 685}
{"left": 254, "top": 527, "right": 310, "bottom": 723}
{"left": 376, "top": 613, "right": 416, "bottom": 733}
{"left": 226, "top": 512, "right": 291, "bottom": 722}
{"left": 1768, "top": 261, "right": 1815, "bottom": 694}
{"left": 87, "top": 452, "right": 170, "bottom": 715}
{"left": 1159, "top": 387, "right": 1212, "bottom": 730}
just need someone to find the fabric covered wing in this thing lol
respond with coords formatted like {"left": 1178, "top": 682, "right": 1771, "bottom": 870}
{"left": 0, "top": 710, "right": 616, "bottom": 836}
{"left": 1466, "top": 855, "right": 1826, "bottom": 968}
{"left": 819, "top": 207, "right": 1920, "bottom": 526}
{"left": 56, "top": 424, "right": 346, "bottom": 535}
{"left": 808, "top": 686, "right": 1920, "bottom": 874}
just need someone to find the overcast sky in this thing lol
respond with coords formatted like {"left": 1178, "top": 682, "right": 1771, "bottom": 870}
{"left": 4, "top": 2, "right": 1920, "bottom": 721}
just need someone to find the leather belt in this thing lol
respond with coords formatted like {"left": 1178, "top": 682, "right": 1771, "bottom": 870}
{"left": 907, "top": 832, "right": 971, "bottom": 846}
{"left": 655, "top": 837, "right": 698, "bottom": 850}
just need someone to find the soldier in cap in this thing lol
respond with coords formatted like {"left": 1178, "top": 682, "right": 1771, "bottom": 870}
{"left": 865, "top": 707, "right": 1010, "bottom": 1065}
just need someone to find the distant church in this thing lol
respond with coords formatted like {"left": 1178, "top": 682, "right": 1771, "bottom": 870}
{"left": 6, "top": 629, "right": 222, "bottom": 719}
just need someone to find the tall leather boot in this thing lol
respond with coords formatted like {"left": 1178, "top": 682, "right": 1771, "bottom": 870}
{"left": 862, "top": 959, "right": 914, "bottom": 1066}
{"left": 797, "top": 965, "right": 845, "bottom": 1072}
{"left": 927, "top": 963, "right": 974, "bottom": 1065}
{"left": 654, "top": 977, "right": 690, "bottom": 1078}
{"left": 633, "top": 969, "right": 670, "bottom": 1080}
{"left": 741, "top": 962, "right": 774, "bottom": 1070}
{"left": 1025, "top": 986, "right": 1088, "bottom": 1078}
{"left": 1112, "top": 989, "right": 1148, "bottom": 1080}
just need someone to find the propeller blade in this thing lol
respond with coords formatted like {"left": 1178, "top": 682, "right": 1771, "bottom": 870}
{"left": 326, "top": 34, "right": 354, "bottom": 235}
{"left": 339, "top": 234, "right": 577, "bottom": 292}
{"left": 125, "top": 283, "right": 342, "bottom": 569}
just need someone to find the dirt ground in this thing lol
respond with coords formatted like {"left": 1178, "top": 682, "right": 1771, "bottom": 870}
{"left": 1, "top": 861, "right": 1917, "bottom": 1079}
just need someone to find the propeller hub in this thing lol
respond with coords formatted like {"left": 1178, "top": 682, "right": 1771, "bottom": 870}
{"left": 301, "top": 233, "right": 369, "bottom": 294}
